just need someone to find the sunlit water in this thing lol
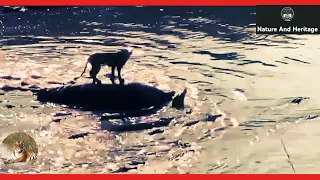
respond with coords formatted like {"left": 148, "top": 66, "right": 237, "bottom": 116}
{"left": 0, "top": 6, "right": 320, "bottom": 173}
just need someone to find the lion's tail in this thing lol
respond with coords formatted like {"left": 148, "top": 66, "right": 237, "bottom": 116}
{"left": 74, "top": 57, "right": 90, "bottom": 81}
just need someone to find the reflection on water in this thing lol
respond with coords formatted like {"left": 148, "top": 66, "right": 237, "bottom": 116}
{"left": 0, "top": 6, "right": 319, "bottom": 173}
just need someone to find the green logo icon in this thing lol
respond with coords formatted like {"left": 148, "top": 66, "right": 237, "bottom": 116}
{"left": 281, "top": 7, "right": 294, "bottom": 22}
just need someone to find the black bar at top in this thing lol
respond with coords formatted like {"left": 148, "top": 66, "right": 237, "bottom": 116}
{"left": 256, "top": 5, "right": 320, "bottom": 34}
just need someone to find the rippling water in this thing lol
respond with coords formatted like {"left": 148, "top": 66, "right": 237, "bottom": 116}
{"left": 0, "top": 6, "right": 320, "bottom": 173}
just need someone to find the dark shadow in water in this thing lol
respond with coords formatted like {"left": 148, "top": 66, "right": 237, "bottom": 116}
{"left": 1, "top": 6, "right": 303, "bottom": 53}
{"left": 1, "top": 37, "right": 42, "bottom": 46}
{"left": 0, "top": 75, "right": 21, "bottom": 81}
{"left": 284, "top": 56, "right": 311, "bottom": 64}
{"left": 0, "top": 82, "right": 182, "bottom": 132}
{"left": 0, "top": 82, "right": 175, "bottom": 116}
{"left": 237, "top": 60, "right": 277, "bottom": 67}
{"left": 193, "top": 50, "right": 241, "bottom": 60}
{"left": 35, "top": 82, "right": 175, "bottom": 114}
{"left": 1, "top": 6, "right": 257, "bottom": 45}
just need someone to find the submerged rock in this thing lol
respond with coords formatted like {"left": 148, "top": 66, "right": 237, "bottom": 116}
{"left": 290, "top": 97, "right": 309, "bottom": 104}
{"left": 68, "top": 132, "right": 90, "bottom": 139}
{"left": 4, "top": 104, "right": 15, "bottom": 109}
{"left": 148, "top": 128, "right": 164, "bottom": 135}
